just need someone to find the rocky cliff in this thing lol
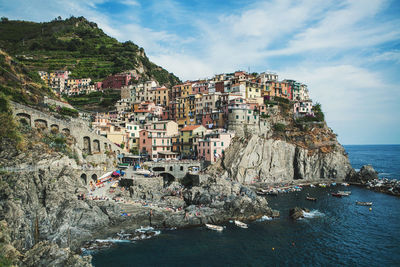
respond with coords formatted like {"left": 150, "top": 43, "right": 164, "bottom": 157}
{"left": 0, "top": 126, "right": 275, "bottom": 266}
{"left": 213, "top": 135, "right": 354, "bottom": 184}
{"left": 209, "top": 107, "right": 355, "bottom": 184}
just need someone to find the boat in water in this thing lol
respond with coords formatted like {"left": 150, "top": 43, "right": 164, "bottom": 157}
{"left": 234, "top": 220, "right": 248, "bottom": 229}
{"left": 306, "top": 196, "right": 317, "bottom": 201}
{"left": 319, "top": 183, "right": 327, "bottom": 188}
{"left": 205, "top": 224, "right": 224, "bottom": 232}
{"left": 356, "top": 201, "right": 373, "bottom": 206}
{"left": 341, "top": 182, "right": 350, "bottom": 186}
{"left": 331, "top": 192, "right": 343, "bottom": 197}
{"left": 338, "top": 191, "right": 351, "bottom": 196}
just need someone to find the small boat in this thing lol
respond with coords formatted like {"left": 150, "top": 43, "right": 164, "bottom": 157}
{"left": 306, "top": 196, "right": 317, "bottom": 201}
{"left": 205, "top": 224, "right": 224, "bottom": 232}
{"left": 310, "top": 184, "right": 316, "bottom": 188}
{"left": 234, "top": 220, "right": 248, "bottom": 229}
{"left": 331, "top": 192, "right": 343, "bottom": 197}
{"left": 356, "top": 201, "right": 373, "bottom": 206}
{"left": 341, "top": 183, "right": 350, "bottom": 186}
{"left": 338, "top": 191, "right": 351, "bottom": 196}
{"left": 319, "top": 183, "right": 327, "bottom": 188}
{"left": 331, "top": 182, "right": 337, "bottom": 186}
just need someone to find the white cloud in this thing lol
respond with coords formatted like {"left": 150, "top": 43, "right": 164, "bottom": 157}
{"left": 2, "top": 0, "right": 399, "bottom": 143}
{"left": 120, "top": 0, "right": 140, "bottom": 6}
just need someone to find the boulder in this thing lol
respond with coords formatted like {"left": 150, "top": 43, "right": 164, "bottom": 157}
{"left": 348, "top": 165, "right": 378, "bottom": 184}
{"left": 289, "top": 207, "right": 309, "bottom": 220}
{"left": 358, "top": 165, "right": 378, "bottom": 182}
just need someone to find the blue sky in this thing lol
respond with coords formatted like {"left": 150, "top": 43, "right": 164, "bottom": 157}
{"left": 1, "top": 0, "right": 400, "bottom": 145}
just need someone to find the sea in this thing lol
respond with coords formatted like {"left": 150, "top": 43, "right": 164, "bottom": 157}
{"left": 91, "top": 145, "right": 400, "bottom": 267}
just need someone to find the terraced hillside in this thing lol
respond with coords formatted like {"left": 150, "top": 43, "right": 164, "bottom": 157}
{"left": 0, "top": 16, "right": 180, "bottom": 87}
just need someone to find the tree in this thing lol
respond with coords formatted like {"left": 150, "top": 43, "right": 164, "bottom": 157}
{"left": 1, "top": 17, "right": 9, "bottom": 23}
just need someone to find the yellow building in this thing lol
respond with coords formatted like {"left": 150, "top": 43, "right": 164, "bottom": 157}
{"left": 245, "top": 81, "right": 263, "bottom": 99}
{"left": 179, "top": 125, "right": 207, "bottom": 159}
{"left": 154, "top": 86, "right": 169, "bottom": 107}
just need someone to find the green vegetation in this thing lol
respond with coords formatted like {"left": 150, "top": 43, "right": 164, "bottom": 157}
{"left": 63, "top": 90, "right": 120, "bottom": 110}
{"left": 0, "top": 16, "right": 180, "bottom": 86}
{"left": 295, "top": 103, "right": 325, "bottom": 124}
{"left": 312, "top": 103, "right": 325, "bottom": 122}
{"left": 273, "top": 123, "right": 286, "bottom": 132}
{"left": 0, "top": 93, "right": 23, "bottom": 149}
{"left": 58, "top": 106, "right": 78, "bottom": 117}
{"left": 260, "top": 114, "right": 270, "bottom": 119}
{"left": 41, "top": 132, "right": 69, "bottom": 153}
{"left": 129, "top": 147, "right": 139, "bottom": 155}
{"left": 0, "top": 50, "right": 55, "bottom": 105}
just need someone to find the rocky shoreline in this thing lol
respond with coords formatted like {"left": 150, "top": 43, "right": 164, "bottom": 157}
{"left": 347, "top": 165, "right": 400, "bottom": 197}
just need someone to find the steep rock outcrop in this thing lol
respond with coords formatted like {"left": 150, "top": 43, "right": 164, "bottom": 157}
{"left": 211, "top": 135, "right": 354, "bottom": 184}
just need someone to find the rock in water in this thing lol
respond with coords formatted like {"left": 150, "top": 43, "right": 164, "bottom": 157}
{"left": 289, "top": 207, "right": 309, "bottom": 220}
{"left": 348, "top": 165, "right": 378, "bottom": 184}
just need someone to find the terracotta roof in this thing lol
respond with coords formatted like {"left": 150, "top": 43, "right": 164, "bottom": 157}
{"left": 181, "top": 125, "right": 202, "bottom": 131}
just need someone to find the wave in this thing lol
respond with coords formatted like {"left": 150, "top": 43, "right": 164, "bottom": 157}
{"left": 302, "top": 210, "right": 325, "bottom": 219}
{"left": 256, "top": 215, "right": 273, "bottom": 222}
{"left": 95, "top": 239, "right": 131, "bottom": 243}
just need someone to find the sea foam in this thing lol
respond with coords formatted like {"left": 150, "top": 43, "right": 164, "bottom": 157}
{"left": 302, "top": 210, "right": 325, "bottom": 219}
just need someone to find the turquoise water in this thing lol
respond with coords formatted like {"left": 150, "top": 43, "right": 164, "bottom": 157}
{"left": 92, "top": 145, "right": 400, "bottom": 266}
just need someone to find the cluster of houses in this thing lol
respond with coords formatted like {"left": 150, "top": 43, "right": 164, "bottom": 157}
{"left": 90, "top": 70, "right": 314, "bottom": 164}
{"left": 38, "top": 70, "right": 140, "bottom": 96}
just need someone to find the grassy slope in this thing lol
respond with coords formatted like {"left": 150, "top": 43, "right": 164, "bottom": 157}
{"left": 0, "top": 16, "right": 180, "bottom": 86}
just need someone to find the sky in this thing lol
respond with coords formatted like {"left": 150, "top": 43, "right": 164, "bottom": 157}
{"left": 1, "top": 0, "right": 400, "bottom": 145}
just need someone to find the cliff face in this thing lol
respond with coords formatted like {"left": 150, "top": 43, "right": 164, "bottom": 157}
{"left": 216, "top": 135, "right": 354, "bottom": 184}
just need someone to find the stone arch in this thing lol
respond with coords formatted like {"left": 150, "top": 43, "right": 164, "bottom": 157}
{"left": 153, "top": 166, "right": 165, "bottom": 172}
{"left": 50, "top": 124, "right": 59, "bottom": 133}
{"left": 16, "top": 113, "right": 31, "bottom": 126}
{"left": 34, "top": 119, "right": 48, "bottom": 129}
{"left": 93, "top": 139, "right": 100, "bottom": 153}
{"left": 91, "top": 174, "right": 98, "bottom": 182}
{"left": 83, "top": 136, "right": 91, "bottom": 154}
{"left": 80, "top": 173, "right": 87, "bottom": 185}
{"left": 160, "top": 173, "right": 176, "bottom": 187}
{"left": 62, "top": 128, "right": 70, "bottom": 136}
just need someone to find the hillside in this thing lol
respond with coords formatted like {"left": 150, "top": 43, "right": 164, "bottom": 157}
{"left": 0, "top": 16, "right": 180, "bottom": 87}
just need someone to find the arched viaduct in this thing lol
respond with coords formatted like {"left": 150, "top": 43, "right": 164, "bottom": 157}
{"left": 11, "top": 101, "right": 122, "bottom": 156}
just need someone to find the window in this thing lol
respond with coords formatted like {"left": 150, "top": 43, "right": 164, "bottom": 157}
{"left": 180, "top": 166, "right": 184, "bottom": 171}
{"left": 143, "top": 139, "right": 145, "bottom": 144}
{"left": 131, "top": 133, "right": 135, "bottom": 137}
{"left": 134, "top": 126, "right": 137, "bottom": 130}
{"left": 133, "top": 139, "right": 136, "bottom": 143}
{"left": 170, "top": 166, "right": 173, "bottom": 171}
{"left": 214, "top": 150, "right": 217, "bottom": 155}
{"left": 153, "top": 140, "right": 156, "bottom": 145}
{"left": 221, "top": 142, "right": 224, "bottom": 146}
{"left": 236, "top": 115, "right": 239, "bottom": 119}
{"left": 214, "top": 142, "right": 217, "bottom": 146}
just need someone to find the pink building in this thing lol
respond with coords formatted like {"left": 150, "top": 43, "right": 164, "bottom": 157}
{"left": 198, "top": 131, "right": 234, "bottom": 163}
{"left": 139, "top": 121, "right": 178, "bottom": 160}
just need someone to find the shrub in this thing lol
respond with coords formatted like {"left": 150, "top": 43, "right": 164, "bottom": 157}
{"left": 58, "top": 106, "right": 78, "bottom": 117}
{"left": 273, "top": 123, "right": 286, "bottom": 132}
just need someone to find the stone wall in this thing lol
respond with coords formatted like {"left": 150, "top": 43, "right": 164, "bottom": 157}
{"left": 11, "top": 102, "right": 123, "bottom": 155}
